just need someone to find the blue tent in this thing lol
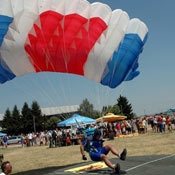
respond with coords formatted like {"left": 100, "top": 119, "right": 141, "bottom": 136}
{"left": 0, "top": 132, "right": 7, "bottom": 137}
{"left": 57, "top": 114, "right": 96, "bottom": 127}
{"left": 165, "top": 109, "right": 175, "bottom": 115}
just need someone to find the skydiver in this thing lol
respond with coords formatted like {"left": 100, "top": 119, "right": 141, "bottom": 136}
{"left": 79, "top": 127, "right": 96, "bottom": 160}
{"left": 87, "top": 129, "right": 127, "bottom": 174}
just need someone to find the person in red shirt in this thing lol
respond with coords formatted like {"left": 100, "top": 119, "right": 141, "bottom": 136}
{"left": 116, "top": 122, "right": 121, "bottom": 136}
{"left": 166, "top": 116, "right": 172, "bottom": 133}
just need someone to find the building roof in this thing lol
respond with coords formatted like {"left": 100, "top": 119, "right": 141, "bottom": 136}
{"left": 0, "top": 114, "right": 3, "bottom": 121}
{"left": 41, "top": 105, "right": 79, "bottom": 116}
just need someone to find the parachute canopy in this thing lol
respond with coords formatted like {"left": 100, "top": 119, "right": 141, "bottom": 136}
{"left": 0, "top": 0, "right": 148, "bottom": 88}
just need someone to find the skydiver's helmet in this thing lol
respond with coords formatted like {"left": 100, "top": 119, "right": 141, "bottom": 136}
{"left": 93, "top": 129, "right": 101, "bottom": 139}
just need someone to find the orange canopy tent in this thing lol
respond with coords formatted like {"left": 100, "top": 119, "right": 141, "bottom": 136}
{"left": 96, "top": 113, "right": 127, "bottom": 123}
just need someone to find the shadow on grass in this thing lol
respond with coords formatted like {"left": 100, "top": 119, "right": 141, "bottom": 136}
{"left": 12, "top": 162, "right": 87, "bottom": 175}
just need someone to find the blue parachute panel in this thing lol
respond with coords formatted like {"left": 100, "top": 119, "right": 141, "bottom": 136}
{"left": 101, "top": 33, "right": 146, "bottom": 88}
{"left": 0, "top": 55, "right": 16, "bottom": 84}
{"left": 0, "top": 15, "right": 13, "bottom": 46}
{"left": 0, "top": 15, "right": 15, "bottom": 83}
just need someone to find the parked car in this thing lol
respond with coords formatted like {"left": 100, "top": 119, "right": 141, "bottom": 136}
{"left": 7, "top": 136, "right": 22, "bottom": 145}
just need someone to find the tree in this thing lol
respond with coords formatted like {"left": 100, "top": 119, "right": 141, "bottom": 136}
{"left": 78, "top": 98, "right": 94, "bottom": 118}
{"left": 91, "top": 110, "right": 101, "bottom": 119}
{"left": 117, "top": 95, "right": 134, "bottom": 119}
{"left": 102, "top": 105, "right": 121, "bottom": 115}
{"left": 42, "top": 114, "right": 48, "bottom": 131}
{"left": 133, "top": 113, "right": 138, "bottom": 119}
{"left": 11, "top": 105, "right": 22, "bottom": 135}
{"left": 31, "top": 101, "right": 44, "bottom": 132}
{"left": 1, "top": 108, "right": 13, "bottom": 134}
{"left": 46, "top": 116, "right": 60, "bottom": 130}
{"left": 21, "top": 102, "right": 33, "bottom": 134}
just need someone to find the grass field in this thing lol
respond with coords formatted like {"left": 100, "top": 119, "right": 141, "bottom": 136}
{"left": 1, "top": 131, "right": 175, "bottom": 174}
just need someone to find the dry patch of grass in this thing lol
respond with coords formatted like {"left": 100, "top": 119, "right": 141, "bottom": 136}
{"left": 1, "top": 131, "right": 175, "bottom": 174}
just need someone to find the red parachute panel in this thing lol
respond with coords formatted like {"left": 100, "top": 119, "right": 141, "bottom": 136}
{"left": 25, "top": 11, "right": 107, "bottom": 75}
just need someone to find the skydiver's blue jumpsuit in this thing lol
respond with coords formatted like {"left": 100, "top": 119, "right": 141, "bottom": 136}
{"left": 81, "top": 128, "right": 95, "bottom": 152}
{"left": 81, "top": 128, "right": 109, "bottom": 161}
{"left": 88, "top": 139, "right": 109, "bottom": 161}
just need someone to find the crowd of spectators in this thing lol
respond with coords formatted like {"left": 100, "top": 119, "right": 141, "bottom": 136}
{"left": 0, "top": 115, "right": 174, "bottom": 148}
{"left": 149, "top": 115, "right": 175, "bottom": 133}
{"left": 20, "top": 119, "right": 140, "bottom": 147}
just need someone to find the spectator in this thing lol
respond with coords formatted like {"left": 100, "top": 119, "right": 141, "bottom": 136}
{"left": 166, "top": 116, "right": 172, "bottom": 133}
{"left": 143, "top": 118, "right": 148, "bottom": 133}
{"left": 48, "top": 130, "right": 53, "bottom": 148}
{"left": 2, "top": 136, "right": 7, "bottom": 149}
{"left": 125, "top": 120, "right": 132, "bottom": 134}
{"left": 138, "top": 121, "right": 144, "bottom": 134}
{"left": 116, "top": 122, "right": 121, "bottom": 136}
{"left": 44, "top": 130, "right": 49, "bottom": 146}
{"left": 33, "top": 133, "right": 37, "bottom": 146}
{"left": 20, "top": 134, "right": 25, "bottom": 148}
{"left": 153, "top": 117, "right": 158, "bottom": 132}
{"left": 66, "top": 135, "right": 71, "bottom": 146}
{"left": 28, "top": 133, "right": 33, "bottom": 146}
{"left": 0, "top": 161, "right": 12, "bottom": 175}
{"left": 0, "top": 138, "right": 3, "bottom": 147}
{"left": 25, "top": 135, "right": 30, "bottom": 147}
{"left": 162, "top": 116, "right": 166, "bottom": 132}
{"left": 39, "top": 132, "right": 44, "bottom": 146}
{"left": 52, "top": 130, "right": 57, "bottom": 147}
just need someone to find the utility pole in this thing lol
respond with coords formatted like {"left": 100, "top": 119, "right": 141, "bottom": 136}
{"left": 33, "top": 115, "right": 36, "bottom": 133}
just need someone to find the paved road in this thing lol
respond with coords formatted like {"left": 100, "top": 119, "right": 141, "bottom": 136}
{"left": 14, "top": 154, "right": 175, "bottom": 175}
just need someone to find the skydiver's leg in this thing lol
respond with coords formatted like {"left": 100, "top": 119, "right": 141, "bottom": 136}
{"left": 100, "top": 154, "right": 126, "bottom": 174}
{"left": 105, "top": 144, "right": 120, "bottom": 157}
{"left": 100, "top": 154, "right": 115, "bottom": 169}
{"left": 104, "top": 144, "right": 127, "bottom": 160}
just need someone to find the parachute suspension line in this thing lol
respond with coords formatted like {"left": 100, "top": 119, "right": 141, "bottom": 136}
{"left": 60, "top": 15, "right": 76, "bottom": 119}
{"left": 56, "top": 74, "right": 73, "bottom": 120}
{"left": 39, "top": 14, "right": 77, "bottom": 120}
{"left": 8, "top": 43, "right": 58, "bottom": 110}
{"left": 37, "top": 12, "right": 71, "bottom": 119}
{"left": 28, "top": 75, "right": 59, "bottom": 107}
{"left": 25, "top": 54, "right": 59, "bottom": 109}
{"left": 36, "top": 15, "right": 71, "bottom": 119}
{"left": 37, "top": 73, "right": 70, "bottom": 120}
{"left": 8, "top": 80, "right": 38, "bottom": 103}
{"left": 5, "top": 78, "right": 65, "bottom": 120}
{"left": 23, "top": 36, "right": 59, "bottom": 109}
{"left": 25, "top": 12, "right": 69, "bottom": 120}
{"left": 35, "top": 12, "right": 62, "bottom": 105}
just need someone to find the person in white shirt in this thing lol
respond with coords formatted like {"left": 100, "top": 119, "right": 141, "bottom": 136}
{"left": 28, "top": 133, "right": 33, "bottom": 146}
{"left": 162, "top": 116, "right": 166, "bottom": 132}
{"left": 153, "top": 117, "right": 158, "bottom": 132}
{"left": 0, "top": 161, "right": 12, "bottom": 175}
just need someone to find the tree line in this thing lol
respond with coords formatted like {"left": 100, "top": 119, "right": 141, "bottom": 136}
{"left": 1, "top": 101, "right": 60, "bottom": 135}
{"left": 77, "top": 95, "right": 135, "bottom": 119}
{"left": 1, "top": 95, "right": 135, "bottom": 135}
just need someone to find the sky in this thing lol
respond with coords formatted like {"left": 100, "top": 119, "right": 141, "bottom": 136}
{"left": 0, "top": 0, "right": 175, "bottom": 116}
